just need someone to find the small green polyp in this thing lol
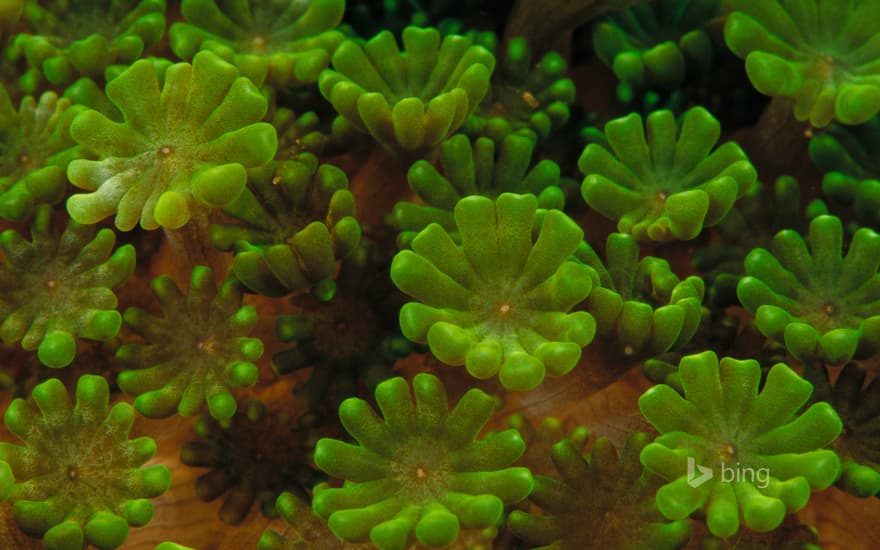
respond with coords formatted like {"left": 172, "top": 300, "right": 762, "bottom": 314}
{"left": 116, "top": 266, "right": 263, "bottom": 421}
{"left": 579, "top": 106, "right": 756, "bottom": 242}
{"left": 693, "top": 176, "right": 809, "bottom": 309}
{"left": 319, "top": 25, "right": 495, "bottom": 152}
{"left": 211, "top": 152, "right": 361, "bottom": 297}
{"left": 593, "top": 0, "right": 719, "bottom": 103}
{"left": 575, "top": 232, "right": 705, "bottom": 359}
{"left": 462, "top": 35, "right": 575, "bottom": 142}
{"left": 737, "top": 215, "right": 880, "bottom": 364}
{"left": 0, "top": 204, "right": 134, "bottom": 368}
{"left": 0, "top": 375, "right": 171, "bottom": 550}
{"left": 0, "top": 87, "right": 85, "bottom": 222}
{"left": 312, "top": 373, "right": 532, "bottom": 549}
{"left": 808, "top": 116, "right": 880, "bottom": 230}
{"left": 391, "top": 133, "right": 566, "bottom": 247}
{"left": 9, "top": 0, "right": 166, "bottom": 91}
{"left": 169, "top": 0, "right": 345, "bottom": 88}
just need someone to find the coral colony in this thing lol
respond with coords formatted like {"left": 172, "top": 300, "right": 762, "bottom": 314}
{"left": 0, "top": 0, "right": 877, "bottom": 549}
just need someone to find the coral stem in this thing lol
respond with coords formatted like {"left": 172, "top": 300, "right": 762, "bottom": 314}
{"left": 162, "top": 207, "right": 227, "bottom": 278}
{"left": 349, "top": 146, "right": 414, "bottom": 225}
{"left": 505, "top": 0, "right": 645, "bottom": 55}
{"left": 745, "top": 95, "right": 812, "bottom": 179}
{"left": 503, "top": 339, "right": 640, "bottom": 416}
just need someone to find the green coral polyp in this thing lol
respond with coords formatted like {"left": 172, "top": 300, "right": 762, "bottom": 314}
{"left": 391, "top": 193, "right": 596, "bottom": 391}
{"left": 116, "top": 266, "right": 263, "bottom": 421}
{"left": 725, "top": 0, "right": 880, "bottom": 126}
{"left": 579, "top": 106, "right": 756, "bottom": 242}
{"left": 0, "top": 375, "right": 171, "bottom": 550}
{"left": 462, "top": 35, "right": 575, "bottom": 142}
{"left": 642, "top": 309, "right": 741, "bottom": 393}
{"left": 639, "top": 351, "right": 842, "bottom": 538}
{"left": 810, "top": 116, "right": 880, "bottom": 184}
{"left": 210, "top": 152, "right": 360, "bottom": 296}
{"left": 391, "top": 133, "right": 565, "bottom": 247}
{"left": 0, "top": 88, "right": 85, "bottom": 221}
{"left": 169, "top": 0, "right": 345, "bottom": 88}
{"left": 0, "top": 205, "right": 135, "bottom": 368}
{"left": 312, "top": 373, "right": 533, "bottom": 549}
{"left": 593, "top": 0, "right": 719, "bottom": 101}
{"left": 576, "top": 232, "right": 705, "bottom": 359}
{"left": 504, "top": 414, "right": 590, "bottom": 477}
{"left": 319, "top": 25, "right": 495, "bottom": 151}
{"left": 66, "top": 49, "right": 278, "bottom": 230}
{"left": 694, "top": 176, "right": 808, "bottom": 308}
{"left": 809, "top": 116, "right": 880, "bottom": 229}
{"left": 737, "top": 215, "right": 880, "bottom": 364}
{"left": 10, "top": 0, "right": 166, "bottom": 90}
{"left": 271, "top": 107, "right": 330, "bottom": 157}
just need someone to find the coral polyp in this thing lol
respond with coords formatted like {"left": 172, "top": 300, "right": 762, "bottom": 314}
{"left": 639, "top": 352, "right": 842, "bottom": 537}
{"left": 9, "top": 0, "right": 166, "bottom": 91}
{"left": 593, "top": 0, "right": 720, "bottom": 103}
{"left": 391, "top": 133, "right": 566, "bottom": 247}
{"left": 66, "top": 50, "right": 277, "bottom": 230}
{"left": 579, "top": 106, "right": 756, "bottom": 242}
{"left": 180, "top": 399, "right": 322, "bottom": 525}
{"left": 273, "top": 242, "right": 407, "bottom": 408}
{"left": 319, "top": 25, "right": 495, "bottom": 151}
{"left": 508, "top": 432, "right": 692, "bottom": 549}
{"left": 312, "top": 373, "right": 533, "bottom": 549}
{"left": 170, "top": 0, "right": 345, "bottom": 88}
{"left": 0, "top": 205, "right": 135, "bottom": 368}
{"left": 0, "top": 375, "right": 171, "bottom": 549}
{"left": 576, "top": 232, "right": 705, "bottom": 359}
{"left": 725, "top": 0, "right": 880, "bottom": 126}
{"left": 462, "top": 36, "right": 575, "bottom": 142}
{"left": 392, "top": 193, "right": 596, "bottom": 391}
{"left": 737, "top": 215, "right": 880, "bottom": 364}
{"left": 116, "top": 266, "right": 263, "bottom": 420}
{"left": 211, "top": 151, "right": 361, "bottom": 297}
{"left": 0, "top": 87, "right": 85, "bottom": 221}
